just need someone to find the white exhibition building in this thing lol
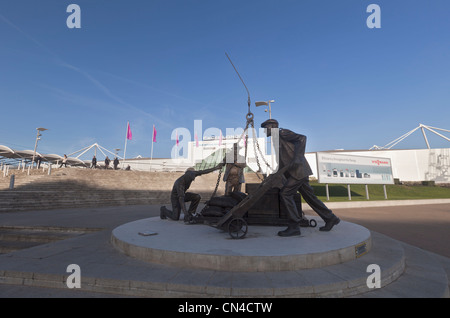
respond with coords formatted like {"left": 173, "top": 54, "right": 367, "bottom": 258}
{"left": 1, "top": 124, "right": 449, "bottom": 185}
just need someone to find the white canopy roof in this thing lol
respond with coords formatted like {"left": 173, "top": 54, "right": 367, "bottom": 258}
{"left": 0, "top": 145, "right": 88, "bottom": 167}
{"left": 0, "top": 145, "right": 15, "bottom": 157}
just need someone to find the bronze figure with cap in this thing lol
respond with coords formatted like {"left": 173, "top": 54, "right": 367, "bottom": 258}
{"left": 261, "top": 119, "right": 340, "bottom": 237}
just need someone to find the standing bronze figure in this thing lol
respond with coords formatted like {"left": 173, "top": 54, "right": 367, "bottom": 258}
{"left": 223, "top": 143, "right": 246, "bottom": 196}
{"left": 261, "top": 119, "right": 340, "bottom": 237}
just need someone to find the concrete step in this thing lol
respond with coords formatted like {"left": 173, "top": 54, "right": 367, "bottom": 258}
{"left": 0, "top": 226, "right": 101, "bottom": 254}
{"left": 358, "top": 242, "right": 450, "bottom": 298}
{"left": 0, "top": 221, "right": 448, "bottom": 297}
{"left": 0, "top": 188, "right": 218, "bottom": 213}
{"left": 1, "top": 169, "right": 260, "bottom": 193}
{"left": 109, "top": 220, "right": 405, "bottom": 297}
{"left": 0, "top": 230, "right": 431, "bottom": 298}
{"left": 0, "top": 200, "right": 160, "bottom": 213}
{"left": 0, "top": 229, "right": 82, "bottom": 243}
{"left": 0, "top": 240, "right": 43, "bottom": 253}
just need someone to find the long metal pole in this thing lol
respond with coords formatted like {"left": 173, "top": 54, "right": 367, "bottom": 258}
{"left": 31, "top": 130, "right": 39, "bottom": 169}
{"left": 150, "top": 125, "right": 154, "bottom": 171}
{"left": 421, "top": 126, "right": 431, "bottom": 149}
{"left": 122, "top": 122, "right": 129, "bottom": 169}
{"left": 424, "top": 126, "right": 450, "bottom": 142}
{"left": 225, "top": 52, "right": 251, "bottom": 110}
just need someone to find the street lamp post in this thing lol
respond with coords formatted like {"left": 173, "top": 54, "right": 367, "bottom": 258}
{"left": 32, "top": 127, "right": 48, "bottom": 169}
{"left": 255, "top": 100, "right": 275, "bottom": 173}
{"left": 255, "top": 100, "right": 275, "bottom": 119}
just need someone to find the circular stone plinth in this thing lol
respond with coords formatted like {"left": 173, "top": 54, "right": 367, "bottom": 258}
{"left": 111, "top": 216, "right": 371, "bottom": 272}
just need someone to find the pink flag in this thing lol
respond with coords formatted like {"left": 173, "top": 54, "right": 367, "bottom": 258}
{"left": 126, "top": 122, "right": 132, "bottom": 140}
{"left": 152, "top": 125, "right": 157, "bottom": 142}
{"left": 195, "top": 132, "right": 199, "bottom": 147}
{"left": 176, "top": 130, "right": 179, "bottom": 146}
{"left": 219, "top": 130, "right": 222, "bottom": 146}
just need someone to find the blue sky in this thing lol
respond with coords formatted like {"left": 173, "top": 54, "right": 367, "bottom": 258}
{"left": 1, "top": 0, "right": 450, "bottom": 160}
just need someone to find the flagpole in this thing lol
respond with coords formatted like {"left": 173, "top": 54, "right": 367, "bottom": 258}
{"left": 150, "top": 125, "right": 155, "bottom": 171}
{"left": 176, "top": 129, "right": 178, "bottom": 160}
{"left": 122, "top": 121, "right": 129, "bottom": 169}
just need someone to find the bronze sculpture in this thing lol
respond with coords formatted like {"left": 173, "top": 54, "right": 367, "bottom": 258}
{"left": 223, "top": 143, "right": 246, "bottom": 195}
{"left": 160, "top": 165, "right": 223, "bottom": 223}
{"left": 261, "top": 119, "right": 340, "bottom": 237}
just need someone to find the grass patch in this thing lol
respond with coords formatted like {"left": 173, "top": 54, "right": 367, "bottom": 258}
{"left": 308, "top": 181, "right": 450, "bottom": 202}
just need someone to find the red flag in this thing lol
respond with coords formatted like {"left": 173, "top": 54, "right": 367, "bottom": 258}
{"left": 195, "top": 132, "right": 199, "bottom": 147}
{"left": 126, "top": 122, "right": 132, "bottom": 140}
{"left": 152, "top": 125, "right": 157, "bottom": 142}
{"left": 176, "top": 130, "right": 179, "bottom": 146}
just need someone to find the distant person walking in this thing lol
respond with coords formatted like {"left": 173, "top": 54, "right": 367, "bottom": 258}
{"left": 91, "top": 155, "right": 97, "bottom": 169}
{"left": 35, "top": 155, "right": 42, "bottom": 169}
{"left": 105, "top": 156, "right": 110, "bottom": 169}
{"left": 113, "top": 157, "right": 119, "bottom": 170}
{"left": 59, "top": 154, "right": 68, "bottom": 168}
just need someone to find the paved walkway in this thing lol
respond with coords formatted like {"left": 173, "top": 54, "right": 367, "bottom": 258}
{"left": 321, "top": 202, "right": 450, "bottom": 259}
{"left": 0, "top": 200, "right": 449, "bottom": 297}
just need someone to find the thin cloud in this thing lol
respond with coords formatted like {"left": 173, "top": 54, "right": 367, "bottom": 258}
{"left": 55, "top": 62, "right": 173, "bottom": 128}
{"left": 0, "top": 12, "right": 58, "bottom": 58}
{"left": 99, "top": 71, "right": 211, "bottom": 108}
{"left": 0, "top": 12, "right": 172, "bottom": 129}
